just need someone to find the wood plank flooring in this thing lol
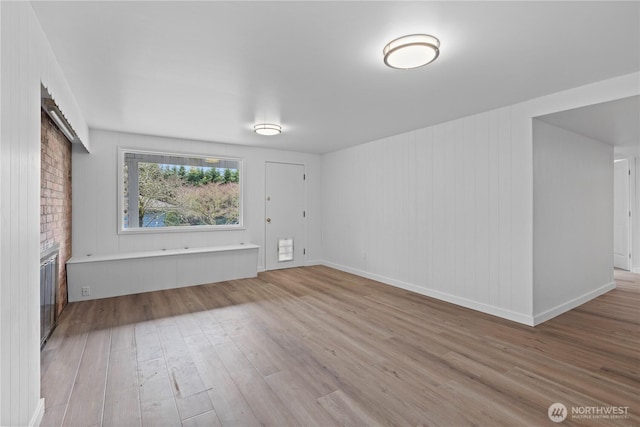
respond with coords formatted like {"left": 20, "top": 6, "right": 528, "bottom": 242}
{"left": 41, "top": 266, "right": 639, "bottom": 426}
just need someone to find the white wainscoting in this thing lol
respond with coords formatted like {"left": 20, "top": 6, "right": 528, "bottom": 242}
{"left": 67, "top": 244, "right": 259, "bottom": 301}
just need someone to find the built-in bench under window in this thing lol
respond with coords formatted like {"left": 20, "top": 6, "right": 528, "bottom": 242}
{"left": 66, "top": 244, "right": 259, "bottom": 301}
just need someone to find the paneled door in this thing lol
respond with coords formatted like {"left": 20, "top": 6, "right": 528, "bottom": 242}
{"left": 265, "top": 162, "right": 306, "bottom": 270}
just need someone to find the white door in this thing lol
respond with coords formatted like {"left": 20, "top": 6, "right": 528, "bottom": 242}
{"left": 614, "top": 159, "right": 631, "bottom": 270}
{"left": 265, "top": 162, "right": 306, "bottom": 270}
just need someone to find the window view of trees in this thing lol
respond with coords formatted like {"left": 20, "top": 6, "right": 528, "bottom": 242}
{"left": 123, "top": 153, "right": 241, "bottom": 229}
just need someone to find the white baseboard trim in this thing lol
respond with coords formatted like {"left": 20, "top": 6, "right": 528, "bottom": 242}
{"left": 632, "top": 267, "right": 640, "bottom": 274}
{"left": 532, "top": 281, "right": 616, "bottom": 325}
{"left": 29, "top": 398, "right": 45, "bottom": 426}
{"left": 258, "top": 259, "right": 324, "bottom": 273}
{"left": 320, "top": 260, "right": 535, "bottom": 326}
{"left": 257, "top": 259, "right": 321, "bottom": 273}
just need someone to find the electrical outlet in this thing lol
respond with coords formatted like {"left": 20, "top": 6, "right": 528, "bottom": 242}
{"left": 81, "top": 286, "right": 91, "bottom": 296}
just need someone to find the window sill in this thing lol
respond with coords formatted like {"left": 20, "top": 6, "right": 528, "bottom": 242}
{"left": 117, "top": 225, "right": 245, "bottom": 235}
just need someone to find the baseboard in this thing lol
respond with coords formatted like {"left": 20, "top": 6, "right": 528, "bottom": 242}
{"left": 258, "top": 260, "right": 324, "bottom": 273}
{"left": 320, "top": 260, "right": 535, "bottom": 326}
{"left": 533, "top": 281, "right": 616, "bottom": 325}
{"left": 29, "top": 398, "right": 45, "bottom": 426}
{"left": 632, "top": 267, "right": 640, "bottom": 274}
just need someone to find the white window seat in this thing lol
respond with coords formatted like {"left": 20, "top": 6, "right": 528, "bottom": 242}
{"left": 66, "top": 243, "right": 259, "bottom": 301}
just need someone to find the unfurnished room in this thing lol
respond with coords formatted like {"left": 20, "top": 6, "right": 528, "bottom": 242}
{"left": 1, "top": 1, "right": 639, "bottom": 426}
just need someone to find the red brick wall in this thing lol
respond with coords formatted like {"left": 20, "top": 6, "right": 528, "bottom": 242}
{"left": 41, "top": 110, "right": 72, "bottom": 317}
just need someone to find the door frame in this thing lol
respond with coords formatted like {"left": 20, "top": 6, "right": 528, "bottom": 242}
{"left": 613, "top": 158, "right": 632, "bottom": 270}
{"left": 625, "top": 155, "right": 637, "bottom": 273}
{"left": 264, "top": 161, "right": 308, "bottom": 271}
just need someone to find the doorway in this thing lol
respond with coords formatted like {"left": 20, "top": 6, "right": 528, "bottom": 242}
{"left": 535, "top": 96, "right": 638, "bottom": 274}
{"left": 265, "top": 162, "right": 306, "bottom": 270}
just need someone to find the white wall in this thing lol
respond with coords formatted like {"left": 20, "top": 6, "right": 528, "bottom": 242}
{"left": 0, "top": 2, "right": 89, "bottom": 425}
{"left": 0, "top": 8, "right": 636, "bottom": 427}
{"left": 72, "top": 129, "right": 323, "bottom": 272}
{"left": 532, "top": 120, "right": 614, "bottom": 323}
{"left": 321, "top": 72, "right": 639, "bottom": 326}
{"left": 322, "top": 106, "right": 534, "bottom": 324}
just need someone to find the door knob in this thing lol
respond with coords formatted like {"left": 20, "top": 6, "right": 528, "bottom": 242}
{"left": 266, "top": 217, "right": 271, "bottom": 223}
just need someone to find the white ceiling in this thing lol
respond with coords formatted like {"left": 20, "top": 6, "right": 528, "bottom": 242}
{"left": 31, "top": 1, "right": 639, "bottom": 154}
{"left": 537, "top": 96, "right": 640, "bottom": 148}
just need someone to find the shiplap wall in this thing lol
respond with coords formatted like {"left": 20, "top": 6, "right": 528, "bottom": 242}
{"left": 532, "top": 120, "right": 614, "bottom": 323}
{"left": 322, "top": 106, "right": 534, "bottom": 324}
{"left": 72, "top": 129, "right": 323, "bottom": 273}
{"left": 322, "top": 72, "right": 639, "bottom": 326}
{"left": 0, "top": 2, "right": 89, "bottom": 425}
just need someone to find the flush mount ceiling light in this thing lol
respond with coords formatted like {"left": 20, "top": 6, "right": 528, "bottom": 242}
{"left": 254, "top": 123, "right": 282, "bottom": 136}
{"left": 383, "top": 34, "right": 440, "bottom": 70}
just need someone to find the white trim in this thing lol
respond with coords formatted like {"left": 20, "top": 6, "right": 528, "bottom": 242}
{"left": 117, "top": 225, "right": 246, "bottom": 235}
{"left": 628, "top": 155, "right": 637, "bottom": 273}
{"left": 29, "top": 398, "right": 45, "bottom": 426}
{"left": 532, "top": 281, "right": 616, "bottom": 325}
{"left": 321, "top": 261, "right": 535, "bottom": 326}
{"left": 613, "top": 158, "right": 632, "bottom": 271}
{"left": 117, "top": 147, "right": 245, "bottom": 234}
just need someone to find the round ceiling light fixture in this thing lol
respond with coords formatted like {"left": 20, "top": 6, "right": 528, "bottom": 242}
{"left": 254, "top": 123, "right": 282, "bottom": 136}
{"left": 383, "top": 34, "right": 440, "bottom": 70}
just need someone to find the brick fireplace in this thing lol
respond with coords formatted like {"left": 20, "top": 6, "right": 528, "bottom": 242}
{"left": 40, "top": 109, "right": 72, "bottom": 318}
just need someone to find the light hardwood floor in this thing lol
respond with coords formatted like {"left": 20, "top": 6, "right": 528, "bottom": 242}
{"left": 41, "top": 266, "right": 639, "bottom": 426}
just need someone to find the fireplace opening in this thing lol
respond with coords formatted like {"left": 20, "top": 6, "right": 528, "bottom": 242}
{"left": 40, "top": 244, "right": 59, "bottom": 348}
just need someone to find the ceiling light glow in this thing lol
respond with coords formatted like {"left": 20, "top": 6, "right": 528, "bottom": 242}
{"left": 254, "top": 123, "right": 282, "bottom": 136}
{"left": 383, "top": 34, "right": 440, "bottom": 69}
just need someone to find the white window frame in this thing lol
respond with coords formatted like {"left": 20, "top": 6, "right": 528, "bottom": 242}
{"left": 118, "top": 147, "right": 244, "bottom": 234}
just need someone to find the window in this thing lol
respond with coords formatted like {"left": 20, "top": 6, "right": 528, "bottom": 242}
{"left": 120, "top": 149, "right": 242, "bottom": 232}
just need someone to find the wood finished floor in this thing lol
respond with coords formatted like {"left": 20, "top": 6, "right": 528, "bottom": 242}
{"left": 41, "top": 266, "right": 639, "bottom": 427}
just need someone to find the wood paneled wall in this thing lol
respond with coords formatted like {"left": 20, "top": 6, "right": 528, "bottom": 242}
{"left": 322, "top": 106, "right": 534, "bottom": 324}
{"left": 0, "top": 3, "right": 88, "bottom": 425}
{"left": 321, "top": 73, "right": 639, "bottom": 326}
